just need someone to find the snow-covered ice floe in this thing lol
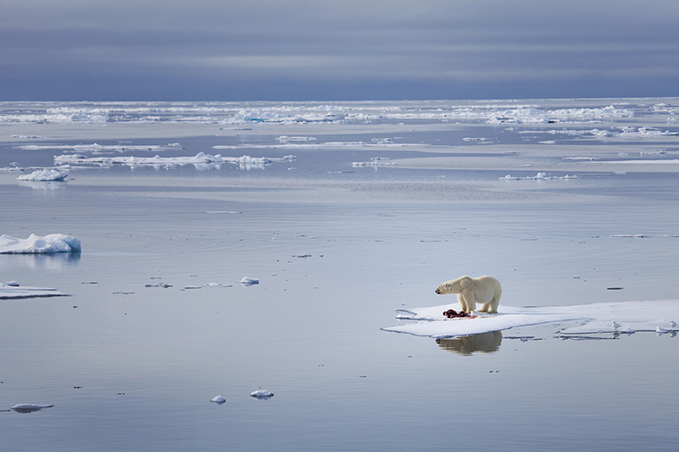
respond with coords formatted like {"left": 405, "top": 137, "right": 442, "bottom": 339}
{"left": 16, "top": 169, "right": 68, "bottom": 181}
{"left": 0, "top": 234, "right": 81, "bottom": 254}
{"left": 499, "top": 172, "right": 578, "bottom": 181}
{"left": 250, "top": 390, "right": 274, "bottom": 399}
{"left": 54, "top": 152, "right": 295, "bottom": 170}
{"left": 238, "top": 277, "right": 259, "bottom": 286}
{"left": 210, "top": 396, "right": 226, "bottom": 405}
{"left": 0, "top": 281, "right": 71, "bottom": 299}
{"left": 382, "top": 300, "right": 679, "bottom": 338}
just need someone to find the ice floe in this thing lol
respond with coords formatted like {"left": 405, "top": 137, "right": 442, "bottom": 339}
{"left": 145, "top": 282, "right": 173, "bottom": 288}
{"left": 352, "top": 157, "right": 396, "bottom": 168}
{"left": 0, "top": 282, "right": 71, "bottom": 299}
{"left": 382, "top": 300, "right": 679, "bottom": 338}
{"left": 0, "top": 234, "right": 81, "bottom": 254}
{"left": 498, "top": 172, "right": 578, "bottom": 180}
{"left": 16, "top": 169, "right": 68, "bottom": 181}
{"left": 0, "top": 162, "right": 23, "bottom": 172}
{"left": 210, "top": 396, "right": 226, "bottom": 404}
{"left": 238, "top": 277, "right": 259, "bottom": 286}
{"left": 10, "top": 404, "right": 54, "bottom": 413}
{"left": 53, "top": 152, "right": 295, "bottom": 170}
{"left": 250, "top": 389, "right": 274, "bottom": 399}
{"left": 212, "top": 140, "right": 415, "bottom": 151}
{"left": 519, "top": 126, "right": 676, "bottom": 139}
{"left": 18, "top": 143, "right": 183, "bottom": 153}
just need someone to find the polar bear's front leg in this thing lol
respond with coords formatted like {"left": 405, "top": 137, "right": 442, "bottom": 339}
{"left": 458, "top": 294, "right": 475, "bottom": 313}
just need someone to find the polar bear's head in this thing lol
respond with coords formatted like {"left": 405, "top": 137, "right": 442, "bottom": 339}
{"left": 435, "top": 276, "right": 471, "bottom": 295}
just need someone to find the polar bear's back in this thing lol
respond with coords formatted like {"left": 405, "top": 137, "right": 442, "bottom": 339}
{"left": 469, "top": 275, "right": 502, "bottom": 303}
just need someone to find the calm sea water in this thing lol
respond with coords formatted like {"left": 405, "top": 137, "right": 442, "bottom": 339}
{"left": 1, "top": 99, "right": 678, "bottom": 451}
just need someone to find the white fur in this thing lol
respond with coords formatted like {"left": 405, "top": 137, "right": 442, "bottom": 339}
{"left": 435, "top": 275, "right": 502, "bottom": 314}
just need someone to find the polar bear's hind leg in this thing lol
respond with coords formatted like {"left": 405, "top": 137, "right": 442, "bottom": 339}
{"left": 488, "top": 293, "right": 501, "bottom": 314}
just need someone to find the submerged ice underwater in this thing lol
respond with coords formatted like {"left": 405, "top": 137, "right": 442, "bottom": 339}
{"left": 1, "top": 98, "right": 678, "bottom": 452}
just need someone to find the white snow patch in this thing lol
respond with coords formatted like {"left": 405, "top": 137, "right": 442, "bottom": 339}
{"left": 382, "top": 300, "right": 679, "bottom": 338}
{"left": 0, "top": 234, "right": 81, "bottom": 254}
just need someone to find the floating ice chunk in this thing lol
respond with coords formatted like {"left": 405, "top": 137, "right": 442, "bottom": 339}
{"left": 0, "top": 162, "right": 24, "bottom": 172}
{"left": 0, "top": 282, "right": 70, "bottom": 299}
{"left": 145, "top": 283, "right": 173, "bottom": 288}
{"left": 17, "top": 169, "right": 68, "bottom": 181}
{"left": 206, "top": 282, "right": 233, "bottom": 287}
{"left": 210, "top": 396, "right": 226, "bottom": 404}
{"left": 11, "top": 404, "right": 54, "bottom": 413}
{"left": 250, "top": 390, "right": 274, "bottom": 399}
{"left": 352, "top": 157, "right": 395, "bottom": 167}
{"left": 0, "top": 234, "right": 81, "bottom": 254}
{"left": 238, "top": 277, "right": 259, "bottom": 285}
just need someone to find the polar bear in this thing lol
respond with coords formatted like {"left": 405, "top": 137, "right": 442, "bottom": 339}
{"left": 435, "top": 275, "right": 502, "bottom": 314}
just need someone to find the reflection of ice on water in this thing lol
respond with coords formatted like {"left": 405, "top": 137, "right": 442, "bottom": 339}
{"left": 18, "top": 180, "right": 67, "bottom": 191}
{"left": 437, "top": 331, "right": 503, "bottom": 355}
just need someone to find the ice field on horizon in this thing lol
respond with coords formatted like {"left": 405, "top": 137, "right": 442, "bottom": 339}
{"left": 1, "top": 98, "right": 677, "bottom": 126}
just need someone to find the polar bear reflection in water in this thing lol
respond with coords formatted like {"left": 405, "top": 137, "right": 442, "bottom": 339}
{"left": 437, "top": 331, "right": 503, "bottom": 355}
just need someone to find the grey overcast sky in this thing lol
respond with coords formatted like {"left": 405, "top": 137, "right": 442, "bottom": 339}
{"left": 1, "top": 0, "right": 678, "bottom": 101}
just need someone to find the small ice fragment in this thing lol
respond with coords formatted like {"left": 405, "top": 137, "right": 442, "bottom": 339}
{"left": 655, "top": 326, "right": 667, "bottom": 334}
{"left": 206, "top": 282, "right": 233, "bottom": 287}
{"left": 11, "top": 404, "right": 54, "bottom": 413}
{"left": 238, "top": 277, "right": 259, "bottom": 285}
{"left": 250, "top": 389, "right": 274, "bottom": 399}
{"left": 210, "top": 396, "right": 226, "bottom": 404}
{"left": 145, "top": 283, "right": 173, "bottom": 288}
{"left": 184, "top": 285, "right": 202, "bottom": 290}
